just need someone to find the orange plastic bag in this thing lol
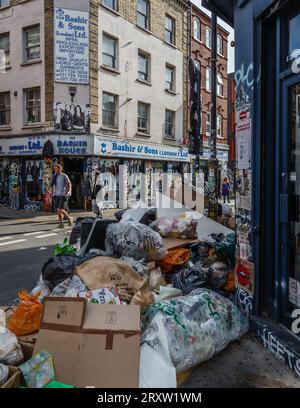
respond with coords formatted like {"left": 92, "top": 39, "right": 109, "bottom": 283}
{"left": 158, "top": 248, "right": 190, "bottom": 273}
{"left": 223, "top": 271, "right": 235, "bottom": 292}
{"left": 8, "top": 290, "right": 43, "bottom": 336}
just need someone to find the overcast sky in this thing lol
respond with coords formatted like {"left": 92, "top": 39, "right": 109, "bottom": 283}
{"left": 191, "top": 0, "right": 235, "bottom": 73}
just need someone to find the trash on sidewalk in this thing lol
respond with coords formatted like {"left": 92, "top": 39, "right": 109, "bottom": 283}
{"left": 0, "top": 329, "right": 24, "bottom": 365}
{"left": 150, "top": 213, "right": 198, "bottom": 239}
{"left": 78, "top": 287, "right": 121, "bottom": 305}
{"left": 0, "top": 366, "right": 20, "bottom": 388}
{"left": 19, "top": 349, "right": 55, "bottom": 389}
{"left": 42, "top": 255, "right": 79, "bottom": 290}
{"left": 8, "top": 291, "right": 43, "bottom": 337}
{"left": 54, "top": 238, "right": 76, "bottom": 257}
{"left": 0, "top": 363, "right": 9, "bottom": 386}
{"left": 34, "top": 298, "right": 141, "bottom": 388}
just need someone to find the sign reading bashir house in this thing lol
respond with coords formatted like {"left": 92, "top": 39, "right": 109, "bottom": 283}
{"left": 54, "top": 8, "right": 89, "bottom": 84}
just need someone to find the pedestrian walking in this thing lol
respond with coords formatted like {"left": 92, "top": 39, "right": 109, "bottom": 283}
{"left": 221, "top": 177, "right": 231, "bottom": 204}
{"left": 51, "top": 164, "right": 73, "bottom": 229}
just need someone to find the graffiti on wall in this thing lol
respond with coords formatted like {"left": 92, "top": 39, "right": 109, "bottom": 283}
{"left": 234, "top": 286, "right": 253, "bottom": 317}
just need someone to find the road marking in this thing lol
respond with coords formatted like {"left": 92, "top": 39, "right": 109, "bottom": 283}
{"left": 36, "top": 233, "right": 58, "bottom": 239}
{"left": 0, "top": 236, "right": 13, "bottom": 241}
{"left": 0, "top": 239, "right": 27, "bottom": 247}
{"left": 23, "top": 231, "right": 46, "bottom": 236}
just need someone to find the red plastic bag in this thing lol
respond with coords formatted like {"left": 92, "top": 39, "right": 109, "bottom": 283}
{"left": 8, "top": 290, "right": 43, "bottom": 336}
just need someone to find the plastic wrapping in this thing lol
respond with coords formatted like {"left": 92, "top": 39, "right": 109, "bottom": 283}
{"left": 50, "top": 278, "right": 72, "bottom": 297}
{"left": 158, "top": 248, "right": 190, "bottom": 274}
{"left": 19, "top": 350, "right": 55, "bottom": 388}
{"left": 141, "top": 289, "right": 249, "bottom": 373}
{"left": 105, "top": 222, "right": 167, "bottom": 262}
{"left": 30, "top": 275, "right": 51, "bottom": 302}
{"left": 150, "top": 214, "right": 198, "bottom": 239}
{"left": 0, "top": 329, "right": 24, "bottom": 365}
{"left": 171, "top": 261, "right": 208, "bottom": 295}
{"left": 0, "top": 363, "right": 9, "bottom": 386}
{"left": 65, "top": 275, "right": 87, "bottom": 297}
{"left": 42, "top": 256, "right": 79, "bottom": 290}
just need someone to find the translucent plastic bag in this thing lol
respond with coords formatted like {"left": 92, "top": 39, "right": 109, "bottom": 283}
{"left": 141, "top": 289, "right": 249, "bottom": 373}
{"left": 150, "top": 214, "right": 198, "bottom": 239}
{"left": 0, "top": 329, "right": 24, "bottom": 365}
{"left": 54, "top": 238, "right": 76, "bottom": 257}
{"left": 8, "top": 291, "right": 43, "bottom": 337}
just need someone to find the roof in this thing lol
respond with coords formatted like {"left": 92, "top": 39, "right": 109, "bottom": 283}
{"left": 202, "top": 0, "right": 234, "bottom": 27}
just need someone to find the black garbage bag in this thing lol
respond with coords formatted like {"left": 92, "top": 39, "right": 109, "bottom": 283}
{"left": 42, "top": 255, "right": 79, "bottom": 290}
{"left": 171, "top": 261, "right": 209, "bottom": 295}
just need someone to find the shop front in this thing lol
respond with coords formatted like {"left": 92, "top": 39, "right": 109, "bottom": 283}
{"left": 204, "top": 0, "right": 300, "bottom": 376}
{"left": 0, "top": 134, "right": 93, "bottom": 211}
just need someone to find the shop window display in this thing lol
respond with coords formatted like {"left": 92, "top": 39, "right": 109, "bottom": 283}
{"left": 24, "top": 160, "right": 43, "bottom": 211}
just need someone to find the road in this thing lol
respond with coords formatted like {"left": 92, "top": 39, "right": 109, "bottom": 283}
{"left": 0, "top": 215, "right": 74, "bottom": 305}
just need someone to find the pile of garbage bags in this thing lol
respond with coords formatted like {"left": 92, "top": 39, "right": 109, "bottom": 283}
{"left": 1, "top": 208, "right": 248, "bottom": 388}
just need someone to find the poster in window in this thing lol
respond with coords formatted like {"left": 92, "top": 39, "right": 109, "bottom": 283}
{"left": 54, "top": 8, "right": 89, "bottom": 84}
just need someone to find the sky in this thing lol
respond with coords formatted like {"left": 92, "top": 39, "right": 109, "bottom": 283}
{"left": 191, "top": 0, "right": 235, "bottom": 73}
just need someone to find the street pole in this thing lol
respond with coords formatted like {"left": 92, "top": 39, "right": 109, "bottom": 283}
{"left": 208, "top": 12, "right": 219, "bottom": 220}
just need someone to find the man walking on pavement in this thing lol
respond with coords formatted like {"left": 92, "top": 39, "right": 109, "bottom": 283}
{"left": 51, "top": 164, "right": 73, "bottom": 229}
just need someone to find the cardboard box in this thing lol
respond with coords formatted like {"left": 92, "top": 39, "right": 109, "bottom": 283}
{"left": 18, "top": 333, "right": 38, "bottom": 362}
{"left": 34, "top": 298, "right": 140, "bottom": 388}
{"left": 1, "top": 366, "right": 20, "bottom": 388}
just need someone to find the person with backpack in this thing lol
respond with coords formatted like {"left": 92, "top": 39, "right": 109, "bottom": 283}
{"left": 51, "top": 164, "right": 73, "bottom": 229}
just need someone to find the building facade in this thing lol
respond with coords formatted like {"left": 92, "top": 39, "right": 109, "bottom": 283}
{"left": 204, "top": 0, "right": 300, "bottom": 377}
{"left": 0, "top": 0, "right": 191, "bottom": 211}
{"left": 191, "top": 4, "right": 230, "bottom": 181}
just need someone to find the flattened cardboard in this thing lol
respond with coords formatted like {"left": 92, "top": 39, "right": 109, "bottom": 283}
{"left": 1, "top": 367, "right": 20, "bottom": 388}
{"left": 34, "top": 298, "right": 140, "bottom": 388}
{"left": 163, "top": 238, "right": 199, "bottom": 251}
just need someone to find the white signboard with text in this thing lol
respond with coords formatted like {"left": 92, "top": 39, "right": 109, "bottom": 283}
{"left": 54, "top": 8, "right": 89, "bottom": 84}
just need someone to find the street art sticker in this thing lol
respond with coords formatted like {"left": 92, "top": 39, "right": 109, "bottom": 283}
{"left": 237, "top": 233, "right": 251, "bottom": 262}
{"left": 236, "top": 208, "right": 251, "bottom": 234}
{"left": 236, "top": 116, "right": 252, "bottom": 170}
{"left": 289, "top": 278, "right": 300, "bottom": 308}
{"left": 236, "top": 170, "right": 252, "bottom": 211}
{"left": 235, "top": 259, "right": 255, "bottom": 296}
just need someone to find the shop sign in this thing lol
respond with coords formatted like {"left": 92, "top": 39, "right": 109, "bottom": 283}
{"left": 94, "top": 138, "right": 190, "bottom": 162}
{"left": 199, "top": 149, "right": 229, "bottom": 162}
{"left": 55, "top": 136, "right": 92, "bottom": 155}
{"left": 54, "top": 8, "right": 89, "bottom": 84}
{"left": 0, "top": 136, "right": 46, "bottom": 156}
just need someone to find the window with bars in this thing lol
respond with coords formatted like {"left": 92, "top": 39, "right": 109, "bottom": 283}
{"left": 0, "top": 33, "right": 10, "bottom": 67}
{"left": 102, "top": 34, "right": 117, "bottom": 69}
{"left": 165, "top": 15, "right": 175, "bottom": 45}
{"left": 217, "top": 73, "right": 224, "bottom": 96}
{"left": 138, "top": 51, "right": 150, "bottom": 82}
{"left": 102, "top": 92, "right": 117, "bottom": 128}
{"left": 194, "top": 17, "right": 201, "bottom": 41}
{"left": 217, "top": 114, "right": 223, "bottom": 138}
{"left": 137, "top": 0, "right": 150, "bottom": 30}
{"left": 25, "top": 88, "right": 41, "bottom": 124}
{"left": 0, "top": 92, "right": 10, "bottom": 126}
{"left": 103, "top": 0, "right": 118, "bottom": 10}
{"left": 165, "top": 109, "right": 175, "bottom": 138}
{"left": 24, "top": 26, "right": 40, "bottom": 62}
{"left": 217, "top": 34, "right": 223, "bottom": 55}
{"left": 206, "top": 112, "right": 211, "bottom": 135}
{"left": 138, "top": 102, "right": 150, "bottom": 133}
{"left": 206, "top": 67, "right": 211, "bottom": 92}
{"left": 165, "top": 64, "right": 175, "bottom": 91}
{"left": 206, "top": 27, "right": 211, "bottom": 48}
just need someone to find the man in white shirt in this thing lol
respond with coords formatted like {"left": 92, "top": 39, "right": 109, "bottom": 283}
{"left": 51, "top": 164, "right": 73, "bottom": 229}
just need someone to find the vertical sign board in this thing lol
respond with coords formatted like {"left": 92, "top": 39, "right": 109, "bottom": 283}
{"left": 54, "top": 8, "right": 89, "bottom": 84}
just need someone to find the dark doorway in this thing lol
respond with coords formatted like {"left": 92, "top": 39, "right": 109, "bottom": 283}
{"left": 63, "top": 157, "right": 85, "bottom": 210}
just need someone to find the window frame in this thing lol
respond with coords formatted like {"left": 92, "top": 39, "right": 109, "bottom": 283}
{"left": 102, "top": 0, "right": 118, "bottom": 11}
{"left": 193, "top": 17, "right": 201, "bottom": 41}
{"left": 102, "top": 92, "right": 118, "bottom": 129}
{"left": 217, "top": 73, "right": 224, "bottom": 96}
{"left": 206, "top": 67, "right": 211, "bottom": 92}
{"left": 137, "top": 0, "right": 150, "bottom": 30}
{"left": 217, "top": 34, "right": 224, "bottom": 56}
{"left": 0, "top": 0, "right": 10, "bottom": 9}
{"left": 137, "top": 101, "right": 150, "bottom": 134}
{"left": 23, "top": 25, "right": 40, "bottom": 62}
{"left": 206, "top": 112, "right": 211, "bottom": 136}
{"left": 102, "top": 33, "right": 118, "bottom": 69}
{"left": 217, "top": 114, "right": 223, "bottom": 138}
{"left": 24, "top": 87, "right": 41, "bottom": 125}
{"left": 0, "top": 91, "right": 10, "bottom": 126}
{"left": 165, "top": 14, "right": 175, "bottom": 45}
{"left": 165, "top": 64, "right": 176, "bottom": 92}
{"left": 165, "top": 109, "right": 175, "bottom": 138}
{"left": 138, "top": 50, "right": 150, "bottom": 82}
{"left": 206, "top": 26, "right": 212, "bottom": 49}
{"left": 0, "top": 32, "right": 10, "bottom": 67}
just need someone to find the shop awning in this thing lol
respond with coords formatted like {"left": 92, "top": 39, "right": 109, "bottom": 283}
{"left": 202, "top": 0, "right": 234, "bottom": 27}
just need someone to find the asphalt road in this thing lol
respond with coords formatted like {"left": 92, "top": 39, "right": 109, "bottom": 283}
{"left": 0, "top": 216, "right": 74, "bottom": 305}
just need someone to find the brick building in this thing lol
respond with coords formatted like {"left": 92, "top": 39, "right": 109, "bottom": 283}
{"left": 191, "top": 4, "right": 230, "bottom": 179}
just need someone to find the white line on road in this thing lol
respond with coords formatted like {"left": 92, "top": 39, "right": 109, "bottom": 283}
{"left": 0, "top": 236, "right": 13, "bottom": 241}
{"left": 0, "top": 239, "right": 27, "bottom": 247}
{"left": 23, "top": 231, "right": 46, "bottom": 236}
{"left": 36, "top": 233, "right": 58, "bottom": 238}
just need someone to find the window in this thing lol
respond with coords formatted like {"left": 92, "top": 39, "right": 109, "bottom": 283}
{"left": 206, "top": 112, "right": 211, "bottom": 135}
{"left": 102, "top": 34, "right": 117, "bottom": 69}
{"left": 289, "top": 13, "right": 300, "bottom": 57}
{"left": 217, "top": 34, "right": 223, "bottom": 55}
{"left": 206, "top": 67, "right": 211, "bottom": 91}
{"left": 0, "top": 92, "right": 10, "bottom": 126}
{"left": 0, "top": 0, "right": 10, "bottom": 8}
{"left": 103, "top": 0, "right": 118, "bottom": 11}
{"left": 165, "top": 15, "right": 175, "bottom": 45}
{"left": 137, "top": 0, "right": 150, "bottom": 30}
{"left": 24, "top": 88, "right": 41, "bottom": 124}
{"left": 165, "top": 64, "right": 175, "bottom": 91}
{"left": 24, "top": 26, "right": 40, "bottom": 62}
{"left": 217, "top": 73, "right": 224, "bottom": 96}
{"left": 217, "top": 114, "right": 222, "bottom": 138}
{"left": 138, "top": 102, "right": 150, "bottom": 133}
{"left": 206, "top": 27, "right": 211, "bottom": 48}
{"left": 194, "top": 17, "right": 201, "bottom": 41}
{"left": 102, "top": 92, "right": 117, "bottom": 128}
{"left": 0, "top": 33, "right": 10, "bottom": 67}
{"left": 165, "top": 109, "right": 175, "bottom": 138}
{"left": 194, "top": 60, "right": 200, "bottom": 70}
{"left": 138, "top": 51, "right": 150, "bottom": 82}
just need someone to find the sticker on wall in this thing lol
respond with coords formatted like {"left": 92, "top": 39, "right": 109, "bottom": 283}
{"left": 236, "top": 118, "right": 252, "bottom": 170}
{"left": 236, "top": 208, "right": 252, "bottom": 234}
{"left": 237, "top": 233, "right": 250, "bottom": 261}
{"left": 289, "top": 278, "right": 300, "bottom": 307}
{"left": 235, "top": 259, "right": 255, "bottom": 296}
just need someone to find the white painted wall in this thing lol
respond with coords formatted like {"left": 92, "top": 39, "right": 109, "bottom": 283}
{"left": 93, "top": 6, "right": 184, "bottom": 145}
{"left": 0, "top": 0, "right": 45, "bottom": 134}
